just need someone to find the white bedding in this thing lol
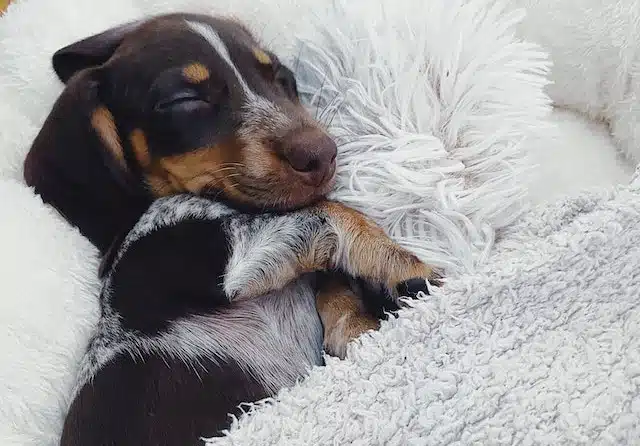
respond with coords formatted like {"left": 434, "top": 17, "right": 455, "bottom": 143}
{"left": 0, "top": 0, "right": 637, "bottom": 444}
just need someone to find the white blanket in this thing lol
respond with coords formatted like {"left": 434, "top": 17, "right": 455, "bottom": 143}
{"left": 0, "top": 0, "right": 638, "bottom": 444}
{"left": 208, "top": 178, "right": 640, "bottom": 446}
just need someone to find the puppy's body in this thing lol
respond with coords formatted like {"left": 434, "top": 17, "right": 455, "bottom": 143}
{"left": 64, "top": 196, "right": 321, "bottom": 444}
{"left": 22, "top": 13, "right": 439, "bottom": 445}
{"left": 67, "top": 284, "right": 321, "bottom": 444}
{"left": 63, "top": 194, "right": 427, "bottom": 445}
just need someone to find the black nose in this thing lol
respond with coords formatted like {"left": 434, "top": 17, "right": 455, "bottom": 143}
{"left": 281, "top": 129, "right": 337, "bottom": 186}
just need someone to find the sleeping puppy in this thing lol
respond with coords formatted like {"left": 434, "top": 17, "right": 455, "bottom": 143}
{"left": 65, "top": 194, "right": 434, "bottom": 445}
{"left": 23, "top": 13, "right": 439, "bottom": 445}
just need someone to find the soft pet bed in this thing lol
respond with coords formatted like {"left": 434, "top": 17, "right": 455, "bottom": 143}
{"left": 0, "top": 0, "right": 638, "bottom": 444}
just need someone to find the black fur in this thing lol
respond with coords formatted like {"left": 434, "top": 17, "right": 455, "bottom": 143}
{"left": 61, "top": 352, "right": 270, "bottom": 446}
{"left": 396, "top": 278, "right": 430, "bottom": 299}
{"left": 24, "top": 75, "right": 151, "bottom": 253}
{"left": 108, "top": 219, "right": 230, "bottom": 334}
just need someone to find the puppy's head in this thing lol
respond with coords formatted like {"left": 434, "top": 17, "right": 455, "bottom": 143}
{"left": 24, "top": 13, "right": 336, "bottom": 252}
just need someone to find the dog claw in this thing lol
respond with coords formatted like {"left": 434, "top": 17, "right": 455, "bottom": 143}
{"left": 396, "top": 277, "right": 430, "bottom": 298}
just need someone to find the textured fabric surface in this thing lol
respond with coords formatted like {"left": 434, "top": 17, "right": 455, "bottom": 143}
{"left": 0, "top": 0, "right": 637, "bottom": 445}
{"left": 509, "top": 0, "right": 640, "bottom": 165}
{"left": 206, "top": 182, "right": 640, "bottom": 445}
{"left": 0, "top": 179, "right": 100, "bottom": 446}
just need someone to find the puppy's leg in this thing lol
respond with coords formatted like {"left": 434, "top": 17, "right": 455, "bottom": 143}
{"left": 226, "top": 201, "right": 438, "bottom": 303}
{"left": 315, "top": 201, "right": 438, "bottom": 300}
{"left": 315, "top": 274, "right": 380, "bottom": 359}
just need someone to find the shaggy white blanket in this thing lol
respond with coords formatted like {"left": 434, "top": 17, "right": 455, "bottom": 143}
{"left": 0, "top": 0, "right": 638, "bottom": 444}
{"left": 207, "top": 177, "right": 640, "bottom": 446}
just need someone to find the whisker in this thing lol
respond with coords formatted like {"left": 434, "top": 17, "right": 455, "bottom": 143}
{"left": 208, "top": 181, "right": 240, "bottom": 201}
{"left": 209, "top": 166, "right": 236, "bottom": 174}
{"left": 326, "top": 103, "right": 343, "bottom": 128}
{"left": 220, "top": 173, "right": 242, "bottom": 181}
{"left": 176, "top": 167, "right": 237, "bottom": 184}
{"left": 294, "top": 43, "right": 303, "bottom": 75}
{"left": 214, "top": 163, "right": 246, "bottom": 172}
{"left": 314, "top": 75, "right": 328, "bottom": 120}
{"left": 317, "top": 95, "right": 337, "bottom": 122}
{"left": 318, "top": 91, "right": 343, "bottom": 125}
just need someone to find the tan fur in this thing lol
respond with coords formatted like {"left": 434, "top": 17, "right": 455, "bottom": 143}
{"left": 297, "top": 230, "right": 336, "bottom": 272}
{"left": 316, "top": 277, "right": 380, "bottom": 359}
{"left": 252, "top": 48, "right": 272, "bottom": 65}
{"left": 182, "top": 62, "right": 210, "bottom": 84}
{"left": 145, "top": 175, "right": 175, "bottom": 196}
{"left": 318, "top": 201, "right": 434, "bottom": 290}
{"left": 129, "top": 129, "right": 151, "bottom": 168}
{"left": 142, "top": 145, "right": 238, "bottom": 196}
{"left": 240, "top": 142, "right": 281, "bottom": 179}
{"left": 91, "top": 107, "right": 127, "bottom": 170}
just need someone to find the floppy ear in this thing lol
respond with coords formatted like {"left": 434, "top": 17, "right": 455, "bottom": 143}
{"left": 52, "top": 20, "right": 142, "bottom": 83}
{"left": 24, "top": 68, "right": 151, "bottom": 254}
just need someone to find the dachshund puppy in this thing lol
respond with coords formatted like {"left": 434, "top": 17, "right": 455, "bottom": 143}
{"left": 63, "top": 194, "right": 434, "bottom": 445}
{"left": 22, "top": 13, "right": 439, "bottom": 445}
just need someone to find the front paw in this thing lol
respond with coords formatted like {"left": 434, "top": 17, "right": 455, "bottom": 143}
{"left": 388, "top": 260, "right": 442, "bottom": 300}
{"left": 396, "top": 277, "right": 431, "bottom": 298}
{"left": 395, "top": 268, "right": 443, "bottom": 297}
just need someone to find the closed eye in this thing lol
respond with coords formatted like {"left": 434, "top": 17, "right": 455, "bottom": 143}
{"left": 154, "top": 90, "right": 209, "bottom": 112}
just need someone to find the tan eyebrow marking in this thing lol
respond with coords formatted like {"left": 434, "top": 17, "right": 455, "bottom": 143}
{"left": 91, "top": 107, "right": 127, "bottom": 170}
{"left": 253, "top": 48, "right": 272, "bottom": 65}
{"left": 182, "top": 62, "right": 210, "bottom": 83}
{"left": 187, "top": 21, "right": 252, "bottom": 96}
